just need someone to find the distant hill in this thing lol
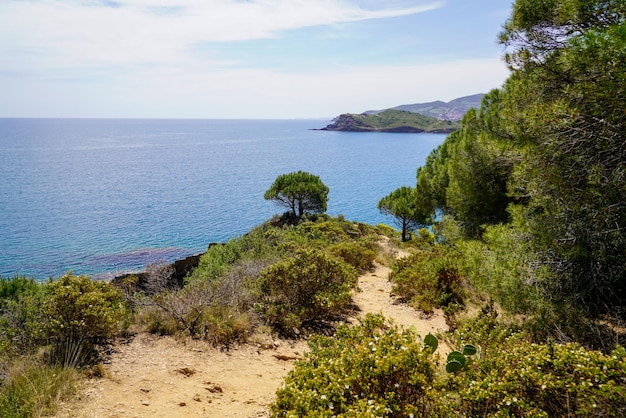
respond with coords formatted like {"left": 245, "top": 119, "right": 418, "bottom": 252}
{"left": 320, "top": 109, "right": 460, "bottom": 133}
{"left": 363, "top": 93, "right": 484, "bottom": 121}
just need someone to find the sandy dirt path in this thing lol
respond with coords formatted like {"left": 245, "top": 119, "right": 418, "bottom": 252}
{"left": 56, "top": 241, "right": 448, "bottom": 418}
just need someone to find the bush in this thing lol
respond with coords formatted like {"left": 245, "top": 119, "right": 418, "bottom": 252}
{"left": 456, "top": 224, "right": 545, "bottom": 315}
{"left": 390, "top": 247, "right": 465, "bottom": 315}
{"left": 0, "top": 277, "right": 46, "bottom": 356}
{"left": 272, "top": 314, "right": 450, "bottom": 417}
{"left": 43, "top": 273, "right": 124, "bottom": 366}
{"left": 328, "top": 241, "right": 377, "bottom": 273}
{"left": 258, "top": 249, "right": 358, "bottom": 336}
{"left": 148, "top": 260, "right": 263, "bottom": 343}
{"left": 451, "top": 341, "right": 626, "bottom": 417}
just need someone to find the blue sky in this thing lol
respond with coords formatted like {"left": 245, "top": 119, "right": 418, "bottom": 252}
{"left": 0, "top": 1, "right": 512, "bottom": 118}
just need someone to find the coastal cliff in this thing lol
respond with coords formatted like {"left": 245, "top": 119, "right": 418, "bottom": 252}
{"left": 320, "top": 109, "right": 460, "bottom": 133}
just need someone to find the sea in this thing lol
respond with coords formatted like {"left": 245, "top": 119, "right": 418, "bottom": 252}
{"left": 0, "top": 118, "right": 446, "bottom": 280}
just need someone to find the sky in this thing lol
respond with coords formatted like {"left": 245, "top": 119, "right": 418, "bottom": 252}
{"left": 0, "top": 0, "right": 513, "bottom": 119}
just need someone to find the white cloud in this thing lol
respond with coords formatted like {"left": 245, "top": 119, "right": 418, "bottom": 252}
{"left": 0, "top": 0, "right": 442, "bottom": 68}
{"left": 1, "top": 1, "right": 513, "bottom": 118}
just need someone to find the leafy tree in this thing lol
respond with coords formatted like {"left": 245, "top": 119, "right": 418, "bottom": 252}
{"left": 264, "top": 171, "right": 329, "bottom": 219}
{"left": 378, "top": 186, "right": 432, "bottom": 241}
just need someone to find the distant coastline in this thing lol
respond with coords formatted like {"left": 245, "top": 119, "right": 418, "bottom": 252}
{"left": 318, "top": 94, "right": 482, "bottom": 133}
{"left": 318, "top": 110, "right": 460, "bottom": 133}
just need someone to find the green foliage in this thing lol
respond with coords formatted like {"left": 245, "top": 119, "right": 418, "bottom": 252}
{"left": 258, "top": 249, "right": 358, "bottom": 336}
{"left": 441, "top": 307, "right": 626, "bottom": 416}
{"left": 0, "top": 359, "right": 78, "bottom": 418}
{"left": 389, "top": 246, "right": 466, "bottom": 315}
{"left": 270, "top": 308, "right": 626, "bottom": 417}
{"left": 445, "top": 347, "right": 478, "bottom": 374}
{"left": 424, "top": 333, "right": 438, "bottom": 353}
{"left": 415, "top": 93, "right": 515, "bottom": 237}
{"left": 497, "top": 0, "right": 626, "bottom": 316}
{"left": 44, "top": 273, "right": 124, "bottom": 366}
{"left": 271, "top": 314, "right": 448, "bottom": 417}
{"left": 397, "top": 0, "right": 626, "bottom": 336}
{"left": 175, "top": 216, "right": 383, "bottom": 343}
{"left": 0, "top": 277, "right": 46, "bottom": 356}
{"left": 328, "top": 241, "right": 376, "bottom": 273}
{"left": 0, "top": 276, "right": 41, "bottom": 300}
{"left": 451, "top": 341, "right": 626, "bottom": 417}
{"left": 264, "top": 171, "right": 329, "bottom": 218}
{"left": 455, "top": 224, "right": 545, "bottom": 314}
{"left": 378, "top": 186, "right": 433, "bottom": 242}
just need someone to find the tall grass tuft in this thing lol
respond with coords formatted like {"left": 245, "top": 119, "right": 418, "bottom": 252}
{"left": 0, "top": 358, "right": 78, "bottom": 418}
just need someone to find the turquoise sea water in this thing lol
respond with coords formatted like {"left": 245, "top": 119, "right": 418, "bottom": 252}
{"left": 0, "top": 118, "right": 446, "bottom": 279}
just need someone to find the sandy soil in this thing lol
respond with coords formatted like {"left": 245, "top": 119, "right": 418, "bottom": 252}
{"left": 55, "top": 240, "right": 449, "bottom": 418}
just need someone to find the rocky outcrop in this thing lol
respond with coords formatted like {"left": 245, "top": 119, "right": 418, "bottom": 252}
{"left": 319, "top": 111, "right": 458, "bottom": 133}
{"left": 110, "top": 245, "right": 220, "bottom": 293}
{"left": 320, "top": 114, "right": 371, "bottom": 132}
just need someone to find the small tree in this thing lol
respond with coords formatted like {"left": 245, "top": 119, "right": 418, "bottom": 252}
{"left": 264, "top": 171, "right": 329, "bottom": 219}
{"left": 378, "top": 186, "right": 432, "bottom": 241}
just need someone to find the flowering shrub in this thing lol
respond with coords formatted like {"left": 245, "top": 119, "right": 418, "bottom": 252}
{"left": 271, "top": 314, "right": 452, "bottom": 417}
{"left": 452, "top": 341, "right": 626, "bottom": 417}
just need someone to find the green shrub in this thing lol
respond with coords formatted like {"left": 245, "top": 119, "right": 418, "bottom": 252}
{"left": 450, "top": 341, "right": 626, "bottom": 417}
{"left": 186, "top": 240, "right": 244, "bottom": 283}
{"left": 450, "top": 303, "right": 522, "bottom": 356}
{"left": 0, "top": 277, "right": 41, "bottom": 300}
{"left": 258, "top": 249, "right": 358, "bottom": 336}
{"left": 328, "top": 241, "right": 377, "bottom": 273}
{"left": 272, "top": 314, "right": 451, "bottom": 417}
{"left": 44, "top": 273, "right": 124, "bottom": 366}
{"left": 442, "top": 307, "right": 626, "bottom": 416}
{"left": 0, "top": 359, "right": 78, "bottom": 418}
{"left": 456, "top": 224, "right": 545, "bottom": 314}
{"left": 0, "top": 277, "right": 46, "bottom": 356}
{"left": 390, "top": 247, "right": 465, "bottom": 314}
{"left": 201, "top": 306, "right": 253, "bottom": 346}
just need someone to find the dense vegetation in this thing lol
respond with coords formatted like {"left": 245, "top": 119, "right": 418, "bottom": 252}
{"left": 0, "top": 215, "right": 385, "bottom": 415}
{"left": 322, "top": 109, "right": 461, "bottom": 133}
{"left": 271, "top": 0, "right": 626, "bottom": 415}
{"left": 2, "top": 1, "right": 626, "bottom": 415}
{"left": 384, "top": 0, "right": 626, "bottom": 349}
{"left": 0, "top": 274, "right": 124, "bottom": 417}
{"left": 275, "top": 311, "right": 626, "bottom": 417}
